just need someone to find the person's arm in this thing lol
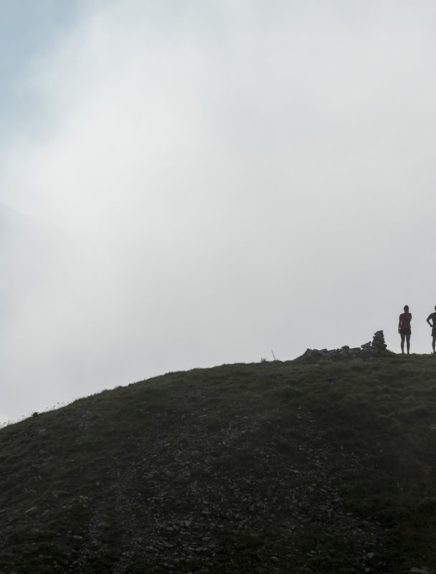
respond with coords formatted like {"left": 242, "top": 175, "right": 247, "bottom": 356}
{"left": 398, "top": 315, "right": 402, "bottom": 331}
{"left": 427, "top": 314, "right": 433, "bottom": 327}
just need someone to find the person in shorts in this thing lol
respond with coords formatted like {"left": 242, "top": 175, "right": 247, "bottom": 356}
{"left": 426, "top": 305, "right": 436, "bottom": 354}
{"left": 398, "top": 305, "right": 412, "bottom": 355}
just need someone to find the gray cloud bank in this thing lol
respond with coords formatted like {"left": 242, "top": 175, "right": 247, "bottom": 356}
{"left": 2, "top": 0, "right": 436, "bottom": 421}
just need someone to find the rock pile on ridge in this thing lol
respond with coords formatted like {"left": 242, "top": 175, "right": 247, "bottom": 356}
{"left": 299, "top": 330, "right": 391, "bottom": 360}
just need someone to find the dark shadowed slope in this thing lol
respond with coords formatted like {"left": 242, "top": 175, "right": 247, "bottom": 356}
{"left": 0, "top": 354, "right": 435, "bottom": 573}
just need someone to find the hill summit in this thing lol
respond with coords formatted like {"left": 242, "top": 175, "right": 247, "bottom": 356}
{"left": 0, "top": 354, "right": 435, "bottom": 573}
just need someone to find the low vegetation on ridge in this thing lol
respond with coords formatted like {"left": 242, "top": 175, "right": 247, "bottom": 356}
{"left": 0, "top": 353, "right": 435, "bottom": 573}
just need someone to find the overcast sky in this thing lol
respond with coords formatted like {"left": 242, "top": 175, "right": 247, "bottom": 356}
{"left": 1, "top": 0, "right": 436, "bottom": 423}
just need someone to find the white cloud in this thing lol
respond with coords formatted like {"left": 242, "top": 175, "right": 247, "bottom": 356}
{"left": 2, "top": 0, "right": 436, "bottom": 420}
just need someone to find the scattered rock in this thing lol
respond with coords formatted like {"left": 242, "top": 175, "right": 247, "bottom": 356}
{"left": 299, "top": 331, "right": 391, "bottom": 361}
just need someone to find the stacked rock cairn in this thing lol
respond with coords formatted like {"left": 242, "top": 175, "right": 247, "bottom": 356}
{"left": 371, "top": 330, "right": 387, "bottom": 352}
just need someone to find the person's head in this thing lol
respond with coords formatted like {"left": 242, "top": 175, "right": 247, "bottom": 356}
{"left": 404, "top": 305, "right": 409, "bottom": 313}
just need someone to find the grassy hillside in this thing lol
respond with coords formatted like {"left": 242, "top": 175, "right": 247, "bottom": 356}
{"left": 0, "top": 354, "right": 435, "bottom": 573}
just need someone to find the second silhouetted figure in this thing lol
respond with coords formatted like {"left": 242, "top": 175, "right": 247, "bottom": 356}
{"left": 426, "top": 305, "right": 436, "bottom": 354}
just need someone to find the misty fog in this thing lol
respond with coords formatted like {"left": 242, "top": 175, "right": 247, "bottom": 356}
{"left": 2, "top": 0, "right": 436, "bottom": 421}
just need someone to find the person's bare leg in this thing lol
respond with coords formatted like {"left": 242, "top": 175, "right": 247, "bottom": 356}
{"left": 432, "top": 337, "right": 435, "bottom": 353}
{"left": 401, "top": 334, "right": 405, "bottom": 354}
{"left": 406, "top": 333, "right": 411, "bottom": 355}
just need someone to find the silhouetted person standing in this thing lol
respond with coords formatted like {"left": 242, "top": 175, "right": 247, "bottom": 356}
{"left": 398, "top": 305, "right": 412, "bottom": 355}
{"left": 426, "top": 305, "right": 436, "bottom": 354}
